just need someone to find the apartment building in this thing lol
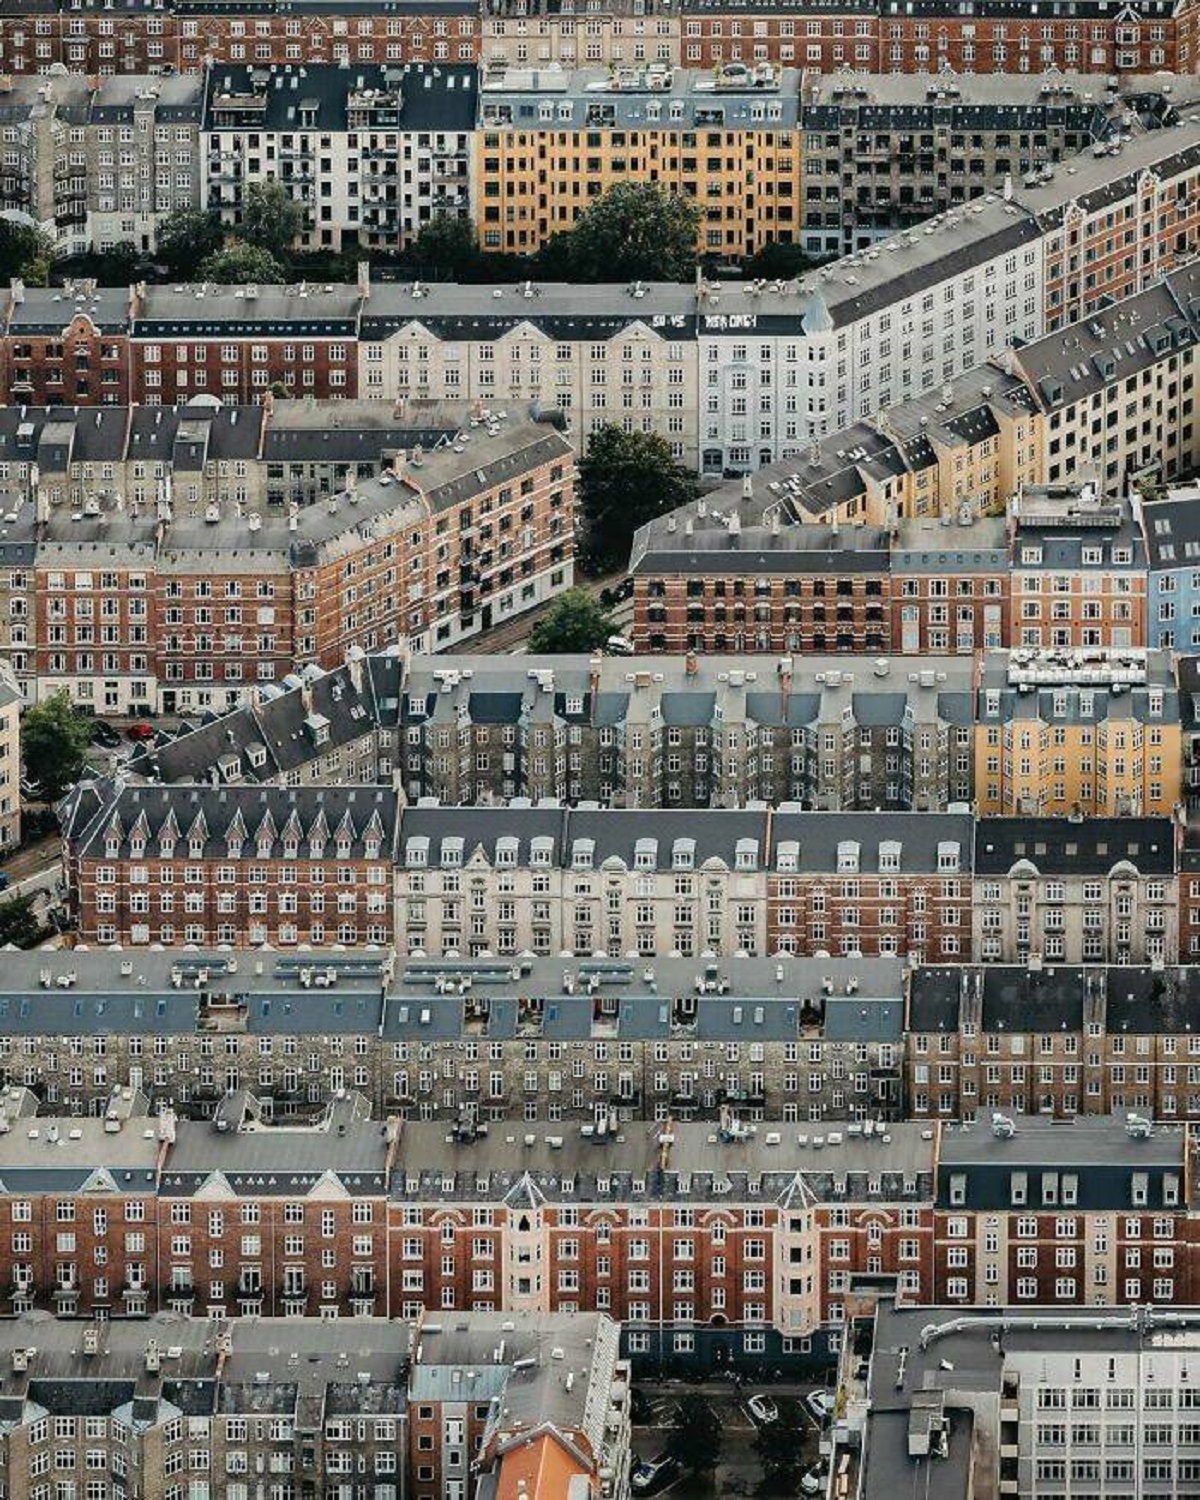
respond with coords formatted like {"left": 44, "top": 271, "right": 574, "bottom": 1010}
{"left": 128, "top": 278, "right": 365, "bottom": 404}
{"left": 86, "top": 74, "right": 204, "bottom": 252}
{"left": 475, "top": 61, "right": 802, "bottom": 258}
{"left": 678, "top": 0, "right": 1182, "bottom": 75}
{"left": 933, "top": 1113, "right": 1189, "bottom": 1308}
{"left": 906, "top": 963, "right": 1200, "bottom": 1122}
{"left": 396, "top": 804, "right": 770, "bottom": 958}
{"left": 0, "top": 946, "right": 906, "bottom": 1127}
{"left": 202, "top": 63, "right": 476, "bottom": 253}
{"left": 972, "top": 815, "right": 1178, "bottom": 964}
{"left": 0, "top": 280, "right": 131, "bottom": 407}
{"left": 974, "top": 647, "right": 1182, "bottom": 818}
{"left": 1008, "top": 483, "right": 1147, "bottom": 649}
{"left": 64, "top": 782, "right": 400, "bottom": 946}
{"left": 1143, "top": 484, "right": 1200, "bottom": 652}
{"left": 800, "top": 68, "right": 1108, "bottom": 257}
{"left": 0, "top": 411, "right": 573, "bottom": 712}
{"left": 849, "top": 1296, "right": 1200, "bottom": 1500}
{"left": 0, "top": 74, "right": 92, "bottom": 255}
{"left": 134, "top": 648, "right": 982, "bottom": 809}
{"left": 0, "top": 1310, "right": 627, "bottom": 1500}
{"left": 357, "top": 279, "right": 700, "bottom": 466}
{"left": 0, "top": 0, "right": 482, "bottom": 76}
{"left": 766, "top": 811, "right": 973, "bottom": 962}
{"left": 0, "top": 395, "right": 471, "bottom": 523}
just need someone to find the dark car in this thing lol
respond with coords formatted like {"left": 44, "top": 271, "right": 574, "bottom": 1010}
{"left": 89, "top": 720, "right": 121, "bottom": 749}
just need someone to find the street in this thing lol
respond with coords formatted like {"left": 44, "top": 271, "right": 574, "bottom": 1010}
{"left": 632, "top": 1380, "right": 828, "bottom": 1497}
{"left": 467, "top": 569, "right": 631, "bottom": 654}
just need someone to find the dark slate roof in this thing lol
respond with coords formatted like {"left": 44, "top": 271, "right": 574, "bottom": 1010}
{"left": 772, "top": 811, "right": 972, "bottom": 873}
{"left": 937, "top": 1115, "right": 1185, "bottom": 1211}
{"left": 906, "top": 967, "right": 963, "bottom": 1033}
{"left": 1143, "top": 491, "right": 1200, "bottom": 571}
{"left": 973, "top": 817, "right": 1176, "bottom": 875}
{"left": 979, "top": 965, "right": 1086, "bottom": 1033}
{"left": 70, "top": 782, "right": 399, "bottom": 860}
{"left": 1103, "top": 968, "right": 1200, "bottom": 1036}
{"left": 203, "top": 61, "right": 477, "bottom": 133}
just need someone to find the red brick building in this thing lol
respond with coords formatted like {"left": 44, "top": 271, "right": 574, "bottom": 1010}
{"left": 0, "top": 1, "right": 480, "bottom": 76}
{"left": 65, "top": 783, "right": 399, "bottom": 946}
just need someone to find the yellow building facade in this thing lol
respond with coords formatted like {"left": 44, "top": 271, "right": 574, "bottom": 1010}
{"left": 474, "top": 63, "right": 803, "bottom": 258}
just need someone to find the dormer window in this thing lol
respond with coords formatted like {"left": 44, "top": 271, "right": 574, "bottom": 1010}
{"left": 282, "top": 840, "right": 299, "bottom": 860}
{"left": 364, "top": 838, "right": 382, "bottom": 860}
{"left": 937, "top": 842, "right": 961, "bottom": 874}
{"left": 227, "top": 839, "right": 243, "bottom": 860}
{"left": 106, "top": 837, "right": 121, "bottom": 858}
{"left": 335, "top": 838, "right": 352, "bottom": 860}
{"left": 879, "top": 841, "right": 901, "bottom": 873}
{"left": 735, "top": 838, "right": 758, "bottom": 871}
{"left": 159, "top": 839, "right": 175, "bottom": 860}
{"left": 256, "top": 839, "right": 272, "bottom": 859}
{"left": 188, "top": 839, "right": 204, "bottom": 859}
{"left": 837, "top": 841, "right": 860, "bottom": 874}
{"left": 531, "top": 838, "right": 553, "bottom": 868}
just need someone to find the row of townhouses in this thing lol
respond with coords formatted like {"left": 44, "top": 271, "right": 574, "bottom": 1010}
{"left": 0, "top": 61, "right": 1152, "bottom": 261}
{"left": 0, "top": 1306, "right": 630, "bottom": 1500}
{"left": 0, "top": 409, "right": 575, "bottom": 715}
{"left": 16, "top": 947, "right": 1200, "bottom": 1127}
{"left": 0, "top": 113, "right": 1196, "bottom": 475}
{"left": 0, "top": 0, "right": 1189, "bottom": 81}
{"left": 0, "top": 1084, "right": 1186, "bottom": 1370}
{"left": 126, "top": 643, "right": 1194, "bottom": 820}
{"left": 57, "top": 781, "right": 1197, "bottom": 960}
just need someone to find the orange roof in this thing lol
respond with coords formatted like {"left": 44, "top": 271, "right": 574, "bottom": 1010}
{"left": 494, "top": 1430, "right": 591, "bottom": 1500}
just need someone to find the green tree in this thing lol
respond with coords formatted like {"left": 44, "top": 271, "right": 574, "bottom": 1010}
{"left": 199, "top": 240, "right": 286, "bottom": 285}
{"left": 239, "top": 181, "right": 307, "bottom": 260}
{"left": 667, "top": 1393, "right": 723, "bottom": 1475}
{"left": 156, "top": 206, "right": 225, "bottom": 278}
{"left": 578, "top": 424, "right": 700, "bottom": 574}
{"left": 408, "top": 214, "right": 480, "bottom": 278}
{"left": 527, "top": 589, "right": 613, "bottom": 654}
{"left": 744, "top": 239, "right": 815, "bottom": 280}
{"left": 562, "top": 182, "right": 700, "bottom": 282}
{"left": 20, "top": 692, "right": 92, "bottom": 801}
{"left": 0, "top": 895, "right": 40, "bottom": 949}
{"left": 753, "top": 1400, "right": 810, "bottom": 1494}
{"left": 0, "top": 219, "right": 55, "bottom": 285}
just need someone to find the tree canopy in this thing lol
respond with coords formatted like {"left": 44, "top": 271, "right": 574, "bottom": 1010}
{"left": 199, "top": 240, "right": 287, "bottom": 285}
{"left": 578, "top": 424, "right": 700, "bottom": 574}
{"left": 0, "top": 895, "right": 40, "bottom": 950}
{"left": 753, "top": 1400, "right": 811, "bottom": 1494}
{"left": 155, "top": 207, "right": 226, "bottom": 279}
{"left": 239, "top": 181, "right": 308, "bottom": 259}
{"left": 562, "top": 182, "right": 700, "bottom": 282}
{"left": 20, "top": 692, "right": 93, "bottom": 801}
{"left": 0, "top": 220, "right": 55, "bottom": 287}
{"left": 667, "top": 1393, "right": 723, "bottom": 1474}
{"left": 526, "top": 590, "right": 613, "bottom": 654}
{"left": 408, "top": 214, "right": 481, "bottom": 279}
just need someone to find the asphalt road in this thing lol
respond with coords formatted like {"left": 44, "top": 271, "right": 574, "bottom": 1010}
{"left": 633, "top": 1381, "right": 827, "bottom": 1497}
{"left": 466, "top": 570, "right": 629, "bottom": 655}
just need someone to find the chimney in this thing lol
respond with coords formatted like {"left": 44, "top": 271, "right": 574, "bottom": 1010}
{"left": 1003, "top": 173, "right": 1013, "bottom": 201}
{"left": 588, "top": 654, "right": 602, "bottom": 706}
{"left": 357, "top": 260, "right": 370, "bottom": 299}
{"left": 658, "top": 1116, "right": 675, "bottom": 1171}
{"left": 301, "top": 679, "right": 313, "bottom": 715}
{"left": 685, "top": 649, "right": 698, "bottom": 677}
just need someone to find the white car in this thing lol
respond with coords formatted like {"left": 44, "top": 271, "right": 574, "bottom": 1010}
{"left": 746, "top": 1394, "right": 779, "bottom": 1425}
{"left": 805, "top": 1389, "right": 835, "bottom": 1424}
{"left": 800, "top": 1463, "right": 826, "bottom": 1495}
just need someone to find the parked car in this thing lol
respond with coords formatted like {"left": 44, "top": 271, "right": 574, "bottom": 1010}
{"left": 125, "top": 722, "right": 156, "bottom": 742}
{"left": 19, "top": 776, "right": 43, "bottom": 801}
{"left": 606, "top": 634, "right": 635, "bottom": 656}
{"left": 800, "top": 1461, "right": 827, "bottom": 1495}
{"left": 0, "top": 871, "right": 11, "bottom": 892}
{"left": 88, "top": 719, "right": 121, "bottom": 749}
{"left": 746, "top": 1394, "right": 779, "bottom": 1425}
{"left": 805, "top": 1389, "right": 835, "bottom": 1424}
{"left": 631, "top": 1453, "right": 679, "bottom": 1494}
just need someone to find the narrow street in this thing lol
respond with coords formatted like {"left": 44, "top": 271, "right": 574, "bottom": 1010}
{"left": 468, "top": 569, "right": 628, "bottom": 654}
